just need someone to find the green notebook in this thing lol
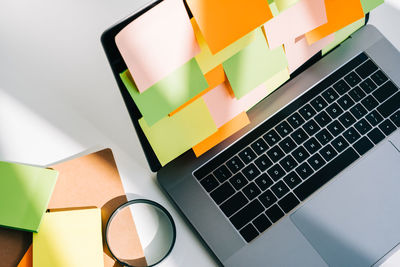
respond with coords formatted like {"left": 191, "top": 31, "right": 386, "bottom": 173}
{"left": 0, "top": 161, "right": 58, "bottom": 232}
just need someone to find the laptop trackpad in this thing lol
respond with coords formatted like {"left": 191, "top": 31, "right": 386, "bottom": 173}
{"left": 290, "top": 139, "right": 400, "bottom": 267}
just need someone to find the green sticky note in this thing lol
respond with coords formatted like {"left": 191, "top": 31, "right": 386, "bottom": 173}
{"left": 360, "top": 0, "right": 384, "bottom": 14}
{"left": 0, "top": 162, "right": 58, "bottom": 232}
{"left": 139, "top": 98, "right": 217, "bottom": 166}
{"left": 274, "top": 0, "right": 299, "bottom": 12}
{"left": 322, "top": 18, "right": 365, "bottom": 55}
{"left": 269, "top": 2, "right": 280, "bottom": 17}
{"left": 121, "top": 58, "right": 208, "bottom": 126}
{"left": 223, "top": 28, "right": 288, "bottom": 99}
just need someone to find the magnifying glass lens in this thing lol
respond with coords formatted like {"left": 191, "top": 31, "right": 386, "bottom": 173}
{"left": 106, "top": 201, "right": 175, "bottom": 267}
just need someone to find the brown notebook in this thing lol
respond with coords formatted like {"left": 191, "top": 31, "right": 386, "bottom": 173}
{"left": 0, "top": 227, "right": 31, "bottom": 267}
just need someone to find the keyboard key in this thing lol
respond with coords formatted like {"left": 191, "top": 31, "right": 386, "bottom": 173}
{"left": 253, "top": 214, "right": 272, "bottom": 233}
{"left": 254, "top": 154, "right": 273, "bottom": 172}
{"left": 377, "top": 92, "right": 400, "bottom": 117}
{"left": 320, "top": 144, "right": 338, "bottom": 162}
{"left": 337, "top": 94, "right": 355, "bottom": 110}
{"left": 344, "top": 71, "right": 361, "bottom": 87}
{"left": 226, "top": 156, "right": 245, "bottom": 174}
{"left": 229, "top": 172, "right": 248, "bottom": 190}
{"left": 267, "top": 146, "right": 285, "bottom": 162}
{"left": 333, "top": 80, "right": 351, "bottom": 95}
{"left": 279, "top": 137, "right": 297, "bottom": 154}
{"left": 307, "top": 154, "right": 326, "bottom": 171}
{"left": 255, "top": 173, "right": 273, "bottom": 191}
{"left": 271, "top": 181, "right": 290, "bottom": 198}
{"left": 322, "top": 87, "right": 339, "bottom": 103}
{"left": 213, "top": 165, "right": 232, "bottom": 183}
{"left": 367, "top": 128, "right": 385, "bottom": 144}
{"left": 283, "top": 172, "right": 302, "bottom": 189}
{"left": 294, "top": 148, "right": 359, "bottom": 201}
{"left": 354, "top": 137, "right": 374, "bottom": 156}
{"left": 359, "top": 78, "right": 377, "bottom": 94}
{"left": 343, "top": 127, "right": 361, "bottom": 144}
{"left": 371, "top": 70, "right": 388, "bottom": 86}
{"left": 373, "top": 81, "right": 398, "bottom": 103}
{"left": 230, "top": 200, "right": 264, "bottom": 229}
{"left": 326, "top": 102, "right": 343, "bottom": 119}
{"left": 242, "top": 163, "right": 261, "bottom": 180}
{"left": 354, "top": 118, "right": 372, "bottom": 135}
{"left": 299, "top": 104, "right": 316, "bottom": 120}
{"left": 276, "top": 121, "right": 293, "bottom": 138}
{"left": 365, "top": 110, "right": 383, "bottom": 127}
{"left": 349, "top": 86, "right": 366, "bottom": 102}
{"left": 291, "top": 128, "right": 309, "bottom": 145}
{"left": 390, "top": 110, "right": 400, "bottom": 127}
{"left": 327, "top": 120, "right": 345, "bottom": 136}
{"left": 239, "top": 224, "right": 259, "bottom": 242}
{"left": 279, "top": 155, "right": 298, "bottom": 172}
{"left": 258, "top": 190, "right": 277, "bottom": 209}
{"left": 314, "top": 111, "right": 332, "bottom": 128}
{"left": 315, "top": 129, "right": 333, "bottom": 146}
{"left": 303, "top": 120, "right": 320, "bottom": 136}
{"left": 350, "top": 103, "right": 367, "bottom": 119}
{"left": 304, "top": 137, "right": 322, "bottom": 154}
{"left": 361, "top": 95, "right": 379, "bottom": 111}
{"left": 265, "top": 205, "right": 284, "bottom": 223}
{"left": 263, "top": 129, "right": 281, "bottom": 146}
{"left": 355, "top": 60, "right": 378, "bottom": 79}
{"left": 379, "top": 119, "right": 397, "bottom": 136}
{"left": 292, "top": 146, "right": 310, "bottom": 163}
{"left": 251, "top": 138, "right": 269, "bottom": 155}
{"left": 211, "top": 182, "right": 235, "bottom": 204}
{"left": 243, "top": 182, "right": 262, "bottom": 200}
{"left": 278, "top": 193, "right": 300, "bottom": 213}
{"left": 339, "top": 112, "right": 356, "bottom": 128}
{"left": 267, "top": 163, "right": 286, "bottom": 181}
{"left": 239, "top": 147, "right": 256, "bottom": 164}
{"left": 220, "top": 192, "right": 248, "bottom": 217}
{"left": 295, "top": 162, "right": 314, "bottom": 179}
{"left": 311, "top": 96, "right": 328, "bottom": 112}
{"left": 200, "top": 174, "right": 219, "bottom": 192}
{"left": 331, "top": 136, "right": 349, "bottom": 153}
{"left": 287, "top": 112, "right": 305, "bottom": 129}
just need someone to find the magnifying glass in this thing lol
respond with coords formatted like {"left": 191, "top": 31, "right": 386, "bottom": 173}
{"left": 105, "top": 199, "right": 176, "bottom": 267}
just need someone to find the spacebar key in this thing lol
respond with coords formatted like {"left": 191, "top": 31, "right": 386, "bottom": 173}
{"left": 294, "top": 148, "right": 359, "bottom": 201}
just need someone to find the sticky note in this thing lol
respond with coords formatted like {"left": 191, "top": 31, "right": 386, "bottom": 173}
{"left": 115, "top": 0, "right": 200, "bottom": 93}
{"left": 0, "top": 162, "right": 58, "bottom": 232}
{"left": 264, "top": 0, "right": 327, "bottom": 49}
{"left": 169, "top": 64, "right": 225, "bottom": 116}
{"left": 33, "top": 209, "right": 104, "bottom": 267}
{"left": 186, "top": 0, "right": 273, "bottom": 54}
{"left": 203, "top": 68, "right": 289, "bottom": 127}
{"left": 360, "top": 0, "right": 384, "bottom": 14}
{"left": 269, "top": 2, "right": 281, "bottom": 17}
{"left": 193, "top": 112, "right": 250, "bottom": 157}
{"left": 322, "top": 18, "right": 365, "bottom": 55}
{"left": 139, "top": 98, "right": 217, "bottom": 166}
{"left": 275, "top": 0, "right": 299, "bottom": 12}
{"left": 17, "top": 245, "right": 32, "bottom": 267}
{"left": 285, "top": 34, "right": 334, "bottom": 73}
{"left": 192, "top": 19, "right": 256, "bottom": 74}
{"left": 120, "top": 58, "right": 208, "bottom": 126}
{"left": 305, "top": 0, "right": 364, "bottom": 44}
{"left": 223, "top": 28, "right": 288, "bottom": 99}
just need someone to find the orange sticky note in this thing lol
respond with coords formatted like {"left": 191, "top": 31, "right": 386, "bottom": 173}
{"left": 193, "top": 112, "right": 250, "bottom": 157}
{"left": 17, "top": 245, "right": 32, "bottom": 267}
{"left": 169, "top": 64, "right": 225, "bottom": 116}
{"left": 305, "top": 0, "right": 364, "bottom": 44}
{"left": 186, "top": 0, "right": 273, "bottom": 54}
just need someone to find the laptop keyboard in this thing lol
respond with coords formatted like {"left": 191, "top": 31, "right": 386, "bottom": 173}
{"left": 193, "top": 52, "right": 400, "bottom": 243}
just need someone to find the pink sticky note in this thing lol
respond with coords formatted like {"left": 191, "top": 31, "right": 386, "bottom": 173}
{"left": 115, "top": 0, "right": 200, "bottom": 93}
{"left": 285, "top": 34, "right": 334, "bottom": 73}
{"left": 264, "top": 0, "right": 327, "bottom": 49}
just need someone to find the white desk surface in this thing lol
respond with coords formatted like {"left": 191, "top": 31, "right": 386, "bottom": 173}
{"left": 1, "top": 1, "right": 399, "bottom": 266}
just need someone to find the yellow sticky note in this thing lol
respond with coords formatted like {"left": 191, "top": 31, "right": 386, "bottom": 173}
{"left": 274, "top": 0, "right": 299, "bottom": 12}
{"left": 33, "top": 209, "right": 104, "bottom": 267}
{"left": 139, "top": 98, "right": 217, "bottom": 166}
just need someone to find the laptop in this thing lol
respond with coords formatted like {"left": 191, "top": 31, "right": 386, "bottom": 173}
{"left": 102, "top": 2, "right": 400, "bottom": 266}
